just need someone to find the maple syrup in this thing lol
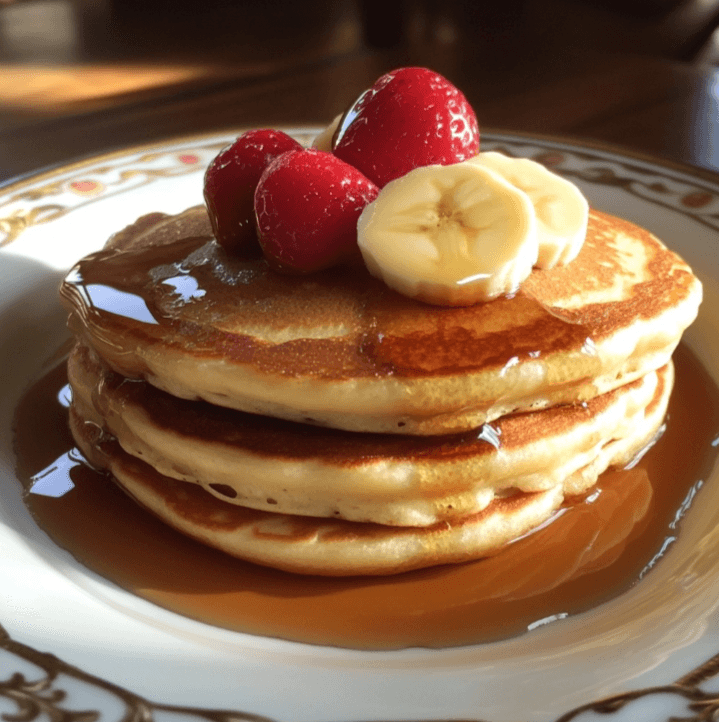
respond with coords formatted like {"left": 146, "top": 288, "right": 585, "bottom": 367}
{"left": 12, "top": 344, "right": 719, "bottom": 649}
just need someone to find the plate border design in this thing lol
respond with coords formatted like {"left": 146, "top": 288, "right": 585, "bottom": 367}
{"left": 3, "top": 622, "right": 719, "bottom": 722}
{"left": 4, "top": 128, "right": 719, "bottom": 247}
{"left": 0, "top": 130, "right": 317, "bottom": 248}
{"left": 0, "top": 624, "right": 274, "bottom": 722}
{"left": 3, "top": 129, "right": 719, "bottom": 722}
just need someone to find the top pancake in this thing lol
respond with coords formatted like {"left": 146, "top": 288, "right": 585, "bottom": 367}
{"left": 60, "top": 205, "right": 701, "bottom": 434}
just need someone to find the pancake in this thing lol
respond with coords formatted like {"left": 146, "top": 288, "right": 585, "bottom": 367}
{"left": 68, "top": 356, "right": 670, "bottom": 575}
{"left": 69, "top": 341, "right": 672, "bottom": 527}
{"left": 59, "top": 205, "right": 700, "bottom": 434}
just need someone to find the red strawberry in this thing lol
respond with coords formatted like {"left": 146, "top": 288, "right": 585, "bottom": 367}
{"left": 333, "top": 67, "right": 479, "bottom": 187}
{"left": 203, "top": 129, "right": 302, "bottom": 256}
{"left": 255, "top": 149, "right": 379, "bottom": 273}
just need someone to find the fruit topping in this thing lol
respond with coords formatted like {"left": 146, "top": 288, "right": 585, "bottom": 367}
{"left": 203, "top": 129, "right": 302, "bottom": 256}
{"left": 255, "top": 149, "right": 379, "bottom": 274}
{"left": 201, "top": 68, "right": 588, "bottom": 304}
{"left": 333, "top": 67, "right": 479, "bottom": 188}
{"left": 469, "top": 152, "right": 588, "bottom": 268}
{"left": 357, "top": 161, "right": 538, "bottom": 306}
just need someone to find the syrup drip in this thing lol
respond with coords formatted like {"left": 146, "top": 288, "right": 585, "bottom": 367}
{"left": 11, "top": 344, "right": 719, "bottom": 649}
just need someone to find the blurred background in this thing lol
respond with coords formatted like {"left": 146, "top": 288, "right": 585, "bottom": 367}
{"left": 2, "top": 0, "right": 719, "bottom": 181}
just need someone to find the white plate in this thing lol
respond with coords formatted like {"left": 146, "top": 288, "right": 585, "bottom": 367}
{"left": 2, "top": 130, "right": 719, "bottom": 722}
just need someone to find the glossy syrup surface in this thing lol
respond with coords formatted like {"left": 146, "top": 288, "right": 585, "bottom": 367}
{"left": 58, "top": 216, "right": 605, "bottom": 382}
{"left": 12, "top": 344, "right": 719, "bottom": 649}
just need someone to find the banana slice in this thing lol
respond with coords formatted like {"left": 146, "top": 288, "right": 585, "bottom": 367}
{"left": 311, "top": 114, "right": 342, "bottom": 152}
{"left": 357, "top": 162, "right": 538, "bottom": 306}
{"left": 468, "top": 151, "right": 588, "bottom": 269}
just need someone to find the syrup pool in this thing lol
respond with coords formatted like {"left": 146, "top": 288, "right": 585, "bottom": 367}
{"left": 12, "top": 344, "right": 719, "bottom": 649}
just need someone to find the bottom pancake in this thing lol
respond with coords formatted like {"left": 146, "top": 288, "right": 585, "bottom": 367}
{"left": 68, "top": 368, "right": 671, "bottom": 575}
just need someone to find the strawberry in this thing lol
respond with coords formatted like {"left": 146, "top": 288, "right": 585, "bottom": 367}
{"left": 333, "top": 67, "right": 479, "bottom": 187}
{"left": 255, "top": 149, "right": 379, "bottom": 273}
{"left": 203, "top": 129, "right": 302, "bottom": 256}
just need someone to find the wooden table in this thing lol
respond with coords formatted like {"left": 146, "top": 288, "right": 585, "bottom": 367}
{"left": 2, "top": 0, "right": 719, "bottom": 183}
{"left": 1, "top": 51, "right": 718, "bottom": 185}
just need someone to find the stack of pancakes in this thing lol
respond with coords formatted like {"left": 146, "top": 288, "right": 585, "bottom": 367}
{"left": 60, "top": 205, "right": 701, "bottom": 575}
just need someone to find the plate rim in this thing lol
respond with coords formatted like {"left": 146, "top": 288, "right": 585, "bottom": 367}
{"left": 3, "top": 124, "right": 719, "bottom": 198}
